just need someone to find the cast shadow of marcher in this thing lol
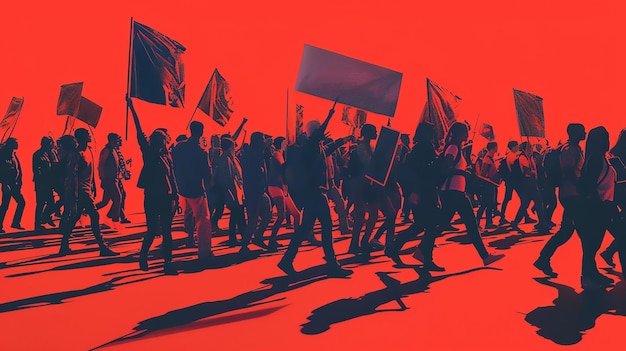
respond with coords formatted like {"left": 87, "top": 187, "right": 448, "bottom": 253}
{"left": 92, "top": 263, "right": 354, "bottom": 350}
{"left": 525, "top": 277, "right": 626, "bottom": 345}
{"left": 300, "top": 266, "right": 500, "bottom": 335}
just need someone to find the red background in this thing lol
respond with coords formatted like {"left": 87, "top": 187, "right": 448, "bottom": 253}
{"left": 1, "top": 0, "right": 625, "bottom": 349}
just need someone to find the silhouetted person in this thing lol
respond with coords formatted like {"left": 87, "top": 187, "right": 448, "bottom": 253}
{"left": 268, "top": 136, "right": 301, "bottom": 251}
{"left": 172, "top": 121, "right": 213, "bottom": 259}
{"left": 32, "top": 136, "right": 56, "bottom": 231}
{"left": 0, "top": 137, "right": 25, "bottom": 233}
{"left": 96, "top": 133, "right": 124, "bottom": 229}
{"left": 239, "top": 132, "right": 271, "bottom": 253}
{"left": 475, "top": 141, "right": 499, "bottom": 229}
{"left": 575, "top": 127, "right": 617, "bottom": 290}
{"left": 534, "top": 123, "right": 586, "bottom": 277}
{"left": 278, "top": 105, "right": 352, "bottom": 277}
{"left": 538, "top": 142, "right": 558, "bottom": 227}
{"left": 392, "top": 122, "right": 443, "bottom": 269}
{"left": 600, "top": 129, "right": 626, "bottom": 266}
{"left": 414, "top": 122, "right": 504, "bottom": 267}
{"left": 214, "top": 137, "right": 246, "bottom": 246}
{"left": 347, "top": 124, "right": 378, "bottom": 255}
{"left": 499, "top": 140, "right": 520, "bottom": 225}
{"left": 510, "top": 141, "right": 548, "bottom": 231}
{"left": 58, "top": 129, "right": 117, "bottom": 257}
{"left": 127, "top": 97, "right": 178, "bottom": 274}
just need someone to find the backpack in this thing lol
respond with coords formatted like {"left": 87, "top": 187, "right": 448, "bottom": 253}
{"left": 543, "top": 146, "right": 563, "bottom": 187}
{"left": 429, "top": 144, "right": 462, "bottom": 188}
{"left": 497, "top": 157, "right": 510, "bottom": 182}
{"left": 508, "top": 155, "right": 524, "bottom": 184}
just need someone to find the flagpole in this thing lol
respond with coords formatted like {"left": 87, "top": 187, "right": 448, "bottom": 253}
{"left": 471, "top": 112, "right": 481, "bottom": 142}
{"left": 285, "top": 88, "right": 290, "bottom": 145}
{"left": 186, "top": 108, "right": 198, "bottom": 131}
{"left": 62, "top": 115, "right": 70, "bottom": 135}
{"left": 125, "top": 17, "right": 135, "bottom": 141}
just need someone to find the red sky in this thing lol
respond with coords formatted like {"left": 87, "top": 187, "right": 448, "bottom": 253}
{"left": 1, "top": 0, "right": 624, "bottom": 163}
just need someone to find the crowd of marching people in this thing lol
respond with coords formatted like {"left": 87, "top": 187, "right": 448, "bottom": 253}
{"left": 1, "top": 98, "right": 626, "bottom": 289}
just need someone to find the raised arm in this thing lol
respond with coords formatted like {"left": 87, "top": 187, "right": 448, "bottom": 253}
{"left": 126, "top": 97, "right": 147, "bottom": 148}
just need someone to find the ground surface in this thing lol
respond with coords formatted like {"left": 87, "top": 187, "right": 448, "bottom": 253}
{"left": 1, "top": 205, "right": 626, "bottom": 351}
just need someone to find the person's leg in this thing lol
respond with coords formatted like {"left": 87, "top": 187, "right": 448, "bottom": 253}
{"left": 512, "top": 181, "right": 531, "bottom": 226}
{"left": 500, "top": 182, "right": 514, "bottom": 223}
{"left": 140, "top": 195, "right": 159, "bottom": 270}
{"left": 182, "top": 197, "right": 196, "bottom": 247}
{"left": 270, "top": 195, "right": 286, "bottom": 249}
{"left": 80, "top": 192, "right": 113, "bottom": 255}
{"left": 118, "top": 180, "right": 129, "bottom": 222}
{"left": 240, "top": 194, "right": 263, "bottom": 250}
{"left": 0, "top": 184, "right": 11, "bottom": 230}
{"left": 454, "top": 191, "right": 490, "bottom": 259}
{"left": 158, "top": 197, "right": 176, "bottom": 269}
{"left": 34, "top": 186, "right": 45, "bottom": 229}
{"left": 349, "top": 188, "right": 368, "bottom": 252}
{"left": 11, "top": 187, "right": 26, "bottom": 228}
{"left": 106, "top": 181, "right": 122, "bottom": 223}
{"left": 278, "top": 196, "right": 315, "bottom": 273}
{"left": 189, "top": 196, "right": 213, "bottom": 259}
{"left": 328, "top": 185, "right": 350, "bottom": 233}
{"left": 95, "top": 182, "right": 113, "bottom": 211}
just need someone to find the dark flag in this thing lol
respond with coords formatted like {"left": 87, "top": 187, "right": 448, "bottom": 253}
{"left": 295, "top": 104, "right": 304, "bottom": 137}
{"left": 295, "top": 44, "right": 403, "bottom": 117}
{"left": 130, "top": 21, "right": 186, "bottom": 107}
{"left": 341, "top": 106, "right": 353, "bottom": 127}
{"left": 513, "top": 89, "right": 545, "bottom": 138}
{"left": 420, "top": 78, "right": 461, "bottom": 142}
{"left": 479, "top": 123, "right": 495, "bottom": 141}
{"left": 1, "top": 97, "right": 24, "bottom": 143}
{"left": 354, "top": 109, "right": 367, "bottom": 129}
{"left": 56, "top": 82, "right": 83, "bottom": 116}
{"left": 76, "top": 97, "right": 103, "bottom": 128}
{"left": 197, "top": 69, "right": 234, "bottom": 127}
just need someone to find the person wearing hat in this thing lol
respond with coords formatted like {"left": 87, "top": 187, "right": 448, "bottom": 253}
{"left": 0, "top": 137, "right": 25, "bottom": 233}
{"left": 58, "top": 128, "right": 117, "bottom": 257}
{"left": 32, "top": 136, "right": 56, "bottom": 231}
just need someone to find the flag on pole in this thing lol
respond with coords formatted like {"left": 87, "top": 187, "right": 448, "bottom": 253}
{"left": 1, "top": 97, "right": 24, "bottom": 144}
{"left": 341, "top": 106, "right": 353, "bottom": 127}
{"left": 354, "top": 109, "right": 367, "bottom": 129}
{"left": 76, "top": 97, "right": 103, "bottom": 128}
{"left": 420, "top": 78, "right": 462, "bottom": 142}
{"left": 56, "top": 82, "right": 83, "bottom": 116}
{"left": 479, "top": 123, "right": 495, "bottom": 141}
{"left": 295, "top": 44, "right": 403, "bottom": 117}
{"left": 130, "top": 21, "right": 186, "bottom": 107}
{"left": 197, "top": 69, "right": 234, "bottom": 127}
{"left": 513, "top": 89, "right": 545, "bottom": 138}
{"left": 295, "top": 104, "right": 304, "bottom": 137}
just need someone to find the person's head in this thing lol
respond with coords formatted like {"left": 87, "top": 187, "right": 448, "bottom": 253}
{"left": 3, "top": 137, "right": 18, "bottom": 150}
{"left": 486, "top": 141, "right": 498, "bottom": 155}
{"left": 360, "top": 124, "right": 377, "bottom": 141}
{"left": 413, "top": 121, "right": 435, "bottom": 145}
{"left": 586, "top": 126, "right": 609, "bottom": 157}
{"left": 74, "top": 128, "right": 91, "bottom": 145}
{"left": 519, "top": 141, "right": 532, "bottom": 156}
{"left": 221, "top": 137, "right": 235, "bottom": 155}
{"left": 566, "top": 123, "right": 586, "bottom": 143}
{"left": 58, "top": 135, "right": 77, "bottom": 151}
{"left": 273, "top": 136, "right": 286, "bottom": 151}
{"left": 305, "top": 120, "right": 321, "bottom": 138}
{"left": 210, "top": 134, "right": 221, "bottom": 148}
{"left": 445, "top": 122, "right": 469, "bottom": 146}
{"left": 507, "top": 140, "right": 519, "bottom": 153}
{"left": 190, "top": 121, "right": 204, "bottom": 139}
{"left": 149, "top": 129, "right": 168, "bottom": 153}
{"left": 107, "top": 133, "right": 122, "bottom": 148}
{"left": 250, "top": 132, "right": 265, "bottom": 149}
{"left": 40, "top": 136, "right": 54, "bottom": 150}
{"left": 155, "top": 128, "right": 171, "bottom": 147}
{"left": 296, "top": 132, "right": 308, "bottom": 146}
